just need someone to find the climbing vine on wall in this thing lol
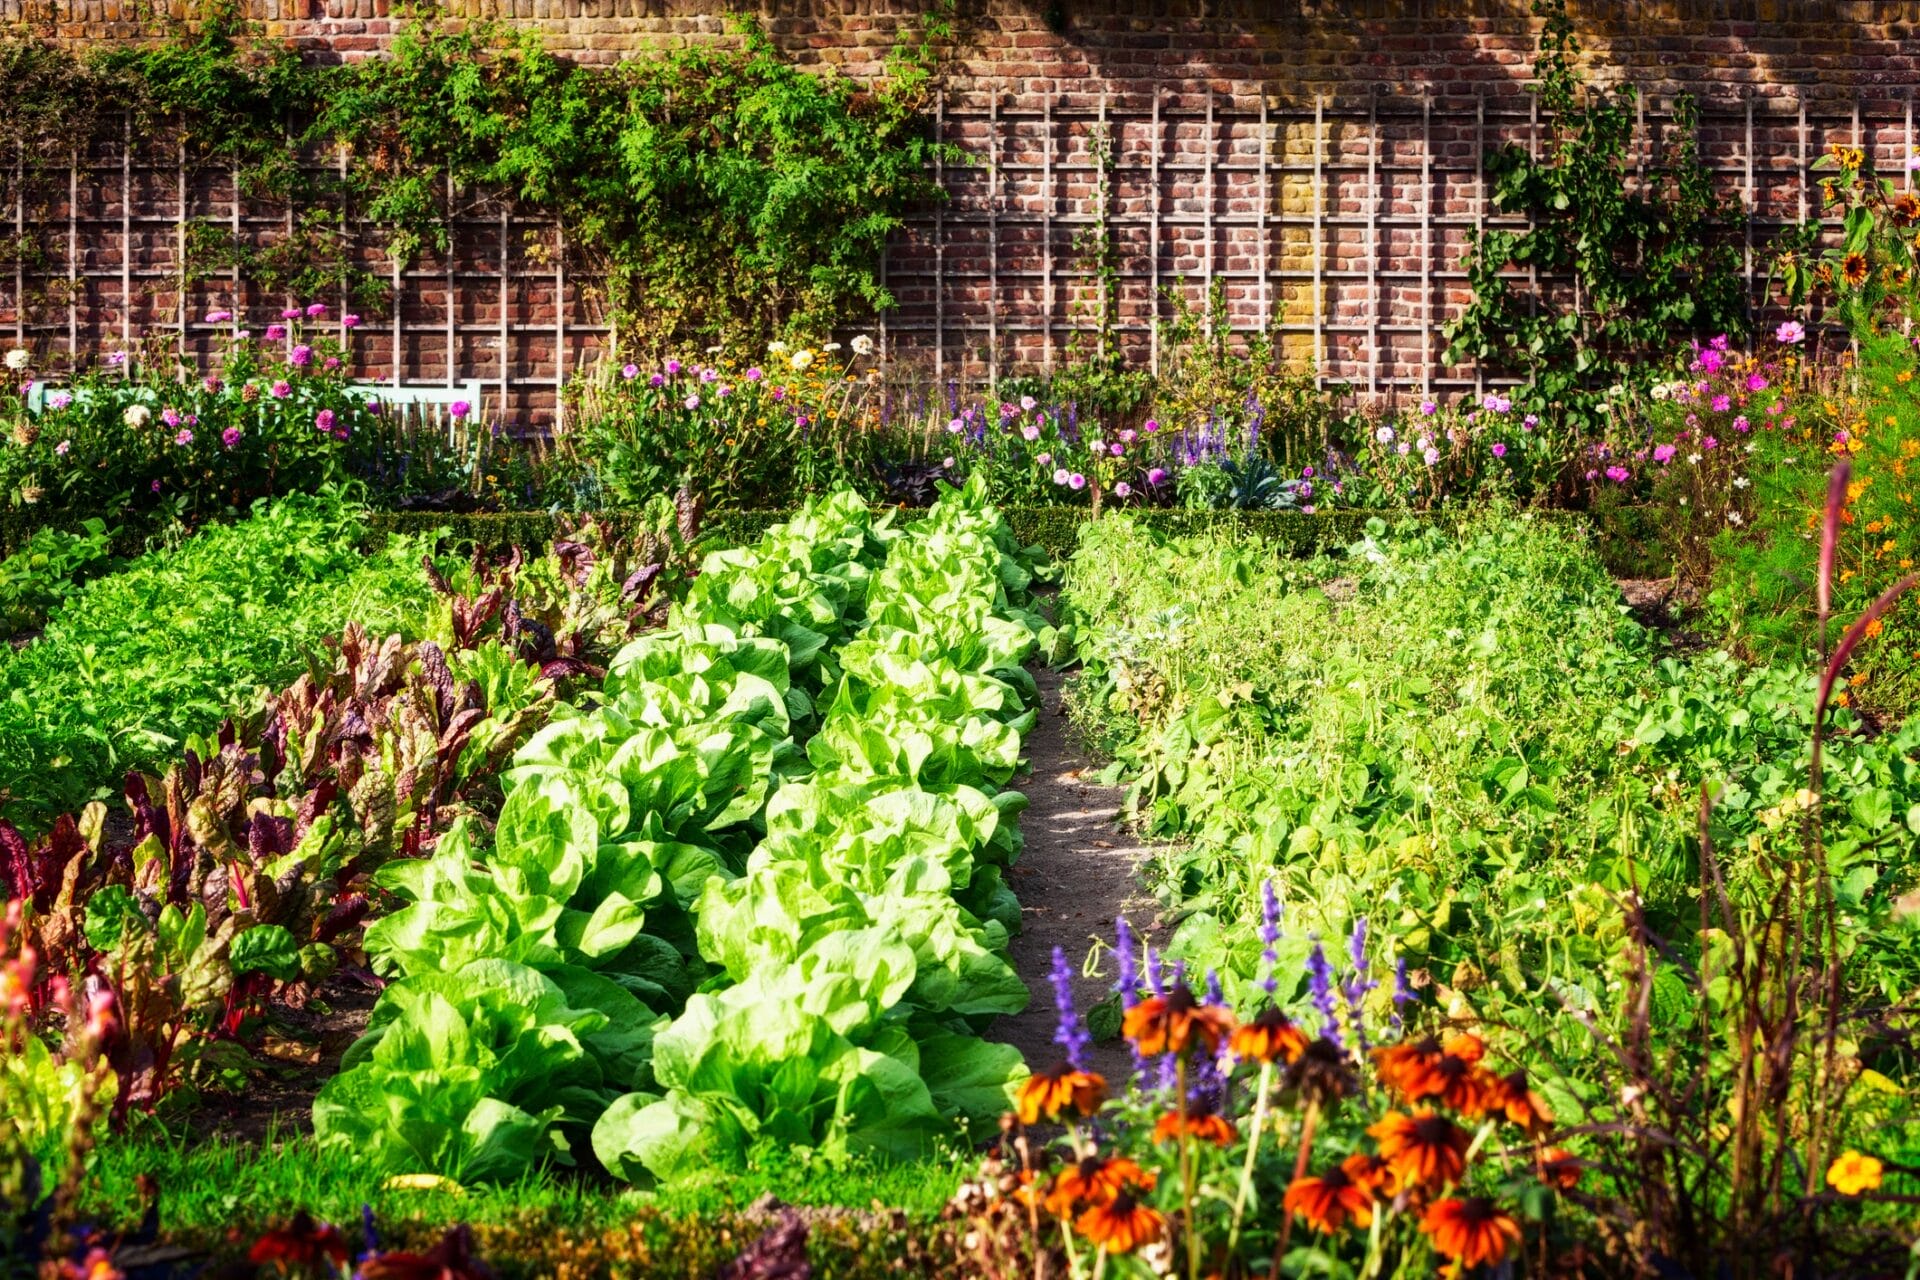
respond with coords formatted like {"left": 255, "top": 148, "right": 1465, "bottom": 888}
{"left": 0, "top": 5, "right": 957, "bottom": 355}
{"left": 1441, "top": 0, "right": 1746, "bottom": 428}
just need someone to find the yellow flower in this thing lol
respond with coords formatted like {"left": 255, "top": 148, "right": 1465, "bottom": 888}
{"left": 1827, "top": 1151, "right": 1883, "bottom": 1196}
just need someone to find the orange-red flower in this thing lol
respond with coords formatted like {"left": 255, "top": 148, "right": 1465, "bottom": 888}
{"left": 1122, "top": 984, "right": 1234, "bottom": 1057}
{"left": 1368, "top": 1109, "right": 1472, "bottom": 1191}
{"left": 1283, "top": 1163, "right": 1375, "bottom": 1234}
{"left": 1075, "top": 1191, "right": 1166, "bottom": 1254}
{"left": 1340, "top": 1151, "right": 1402, "bottom": 1200}
{"left": 1015, "top": 1062, "right": 1108, "bottom": 1125}
{"left": 1043, "top": 1154, "right": 1156, "bottom": 1217}
{"left": 1420, "top": 1197, "right": 1522, "bottom": 1269}
{"left": 1287, "top": 1036, "right": 1359, "bottom": 1104}
{"left": 1229, "top": 1005, "right": 1309, "bottom": 1064}
{"left": 1537, "top": 1147, "right": 1584, "bottom": 1191}
{"left": 1398, "top": 1035, "right": 1493, "bottom": 1115}
{"left": 1372, "top": 1036, "right": 1443, "bottom": 1097}
{"left": 248, "top": 1212, "right": 353, "bottom": 1271}
{"left": 1153, "top": 1104, "right": 1238, "bottom": 1148}
{"left": 1487, "top": 1068, "right": 1554, "bottom": 1135}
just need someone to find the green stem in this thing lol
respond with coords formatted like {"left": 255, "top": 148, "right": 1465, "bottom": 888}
{"left": 1226, "top": 1060, "right": 1275, "bottom": 1259}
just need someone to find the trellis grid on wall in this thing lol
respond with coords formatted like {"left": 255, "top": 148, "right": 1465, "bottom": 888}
{"left": 0, "top": 85, "right": 1906, "bottom": 425}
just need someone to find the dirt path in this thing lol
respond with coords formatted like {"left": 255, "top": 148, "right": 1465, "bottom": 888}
{"left": 992, "top": 664, "right": 1162, "bottom": 1083}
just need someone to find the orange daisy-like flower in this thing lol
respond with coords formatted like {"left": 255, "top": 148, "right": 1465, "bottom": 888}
{"left": 1844, "top": 252, "right": 1872, "bottom": 288}
{"left": 1229, "top": 1005, "right": 1309, "bottom": 1064}
{"left": 1122, "top": 984, "right": 1235, "bottom": 1057}
{"left": 1284, "top": 1163, "right": 1375, "bottom": 1234}
{"left": 1399, "top": 1034, "right": 1493, "bottom": 1115}
{"left": 1043, "top": 1155, "right": 1156, "bottom": 1217}
{"left": 1368, "top": 1109, "right": 1472, "bottom": 1191}
{"left": 1015, "top": 1062, "right": 1108, "bottom": 1125}
{"left": 1287, "top": 1036, "right": 1360, "bottom": 1105}
{"left": 1486, "top": 1068, "right": 1554, "bottom": 1136}
{"left": 248, "top": 1212, "right": 353, "bottom": 1271}
{"left": 1537, "top": 1147, "right": 1584, "bottom": 1191}
{"left": 1372, "top": 1036, "right": 1444, "bottom": 1097}
{"left": 1075, "top": 1191, "right": 1166, "bottom": 1255}
{"left": 1153, "top": 1103, "right": 1238, "bottom": 1148}
{"left": 1420, "top": 1197, "right": 1522, "bottom": 1269}
{"left": 1341, "top": 1151, "right": 1403, "bottom": 1200}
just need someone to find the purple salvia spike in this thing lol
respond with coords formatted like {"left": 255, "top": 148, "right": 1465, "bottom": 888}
{"left": 1306, "top": 938, "right": 1342, "bottom": 1049}
{"left": 1049, "top": 945, "right": 1093, "bottom": 1072}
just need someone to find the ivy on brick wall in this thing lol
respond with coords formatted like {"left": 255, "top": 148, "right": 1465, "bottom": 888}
{"left": 0, "top": 5, "right": 956, "bottom": 355}
{"left": 1441, "top": 0, "right": 1746, "bottom": 430}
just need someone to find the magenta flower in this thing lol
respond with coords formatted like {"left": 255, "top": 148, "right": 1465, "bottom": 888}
{"left": 173, "top": 428, "right": 193, "bottom": 446}
{"left": 203, "top": 377, "right": 221, "bottom": 393}
{"left": 1703, "top": 436, "right": 1718, "bottom": 450}
{"left": 684, "top": 393, "right": 701, "bottom": 411}
{"left": 648, "top": 373, "right": 664, "bottom": 388}
{"left": 54, "top": 439, "right": 69, "bottom": 456}
{"left": 745, "top": 367, "right": 763, "bottom": 382}
{"left": 150, "top": 479, "right": 162, "bottom": 493}
{"left": 1776, "top": 319, "right": 1805, "bottom": 345}
{"left": 665, "top": 359, "right": 682, "bottom": 376}
{"left": 315, "top": 409, "right": 336, "bottom": 433}
{"left": 1746, "top": 372, "right": 1768, "bottom": 392}
{"left": 47, "top": 391, "right": 72, "bottom": 410}
{"left": 221, "top": 426, "right": 242, "bottom": 448}
{"left": 305, "top": 303, "right": 328, "bottom": 318}
{"left": 449, "top": 400, "right": 471, "bottom": 419}
{"left": 1114, "top": 481, "right": 1133, "bottom": 498}
{"left": 1068, "top": 472, "right": 1087, "bottom": 490}
{"left": 621, "top": 363, "right": 639, "bottom": 380}
{"left": 1036, "top": 452, "right": 1053, "bottom": 467}
{"left": 204, "top": 309, "right": 232, "bottom": 324}
{"left": 1109, "top": 442, "right": 1124, "bottom": 457}
{"left": 1420, "top": 399, "right": 1437, "bottom": 415}
{"left": 1522, "top": 413, "right": 1539, "bottom": 430}
{"left": 1491, "top": 442, "right": 1508, "bottom": 458}
{"left": 270, "top": 380, "right": 292, "bottom": 399}
{"left": 280, "top": 308, "right": 302, "bottom": 321}
{"left": 1733, "top": 415, "right": 1751, "bottom": 432}
{"left": 290, "top": 345, "right": 313, "bottom": 367}
{"left": 1144, "top": 418, "right": 1160, "bottom": 433}
{"left": 1711, "top": 394, "right": 1731, "bottom": 413}
{"left": 161, "top": 407, "right": 182, "bottom": 428}
{"left": 343, "top": 313, "right": 361, "bottom": 329}
{"left": 1605, "top": 465, "right": 1630, "bottom": 483}
{"left": 265, "top": 325, "right": 287, "bottom": 341}
{"left": 1021, "top": 423, "right": 1040, "bottom": 442}
{"left": 1654, "top": 443, "right": 1677, "bottom": 464}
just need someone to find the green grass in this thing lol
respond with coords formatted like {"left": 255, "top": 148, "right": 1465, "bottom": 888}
{"left": 82, "top": 1130, "right": 970, "bottom": 1236}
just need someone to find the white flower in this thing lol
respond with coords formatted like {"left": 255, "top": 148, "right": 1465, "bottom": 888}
{"left": 1650, "top": 382, "right": 1671, "bottom": 401}
{"left": 789, "top": 350, "right": 814, "bottom": 372}
{"left": 821, "top": 342, "right": 842, "bottom": 353}
{"left": 768, "top": 340, "right": 790, "bottom": 355}
{"left": 1732, "top": 476, "right": 1750, "bottom": 489}
{"left": 1687, "top": 453, "right": 1702, "bottom": 465}
{"left": 704, "top": 345, "right": 723, "bottom": 354}
{"left": 1726, "top": 510, "right": 1744, "bottom": 525}
{"left": 3, "top": 349, "right": 27, "bottom": 372}
{"left": 850, "top": 334, "right": 875, "bottom": 357}
{"left": 1376, "top": 425, "right": 1396, "bottom": 444}
{"left": 1607, "top": 384, "right": 1626, "bottom": 399}
{"left": 123, "top": 403, "right": 151, "bottom": 429}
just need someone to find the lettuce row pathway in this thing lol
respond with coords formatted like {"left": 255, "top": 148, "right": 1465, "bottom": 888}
{"left": 313, "top": 479, "right": 1047, "bottom": 1182}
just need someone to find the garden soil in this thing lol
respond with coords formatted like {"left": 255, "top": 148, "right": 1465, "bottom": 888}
{"left": 990, "top": 663, "right": 1163, "bottom": 1083}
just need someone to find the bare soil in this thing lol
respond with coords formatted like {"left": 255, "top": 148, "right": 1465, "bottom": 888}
{"left": 989, "top": 664, "right": 1162, "bottom": 1083}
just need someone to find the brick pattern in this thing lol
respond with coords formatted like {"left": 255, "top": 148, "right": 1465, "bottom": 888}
{"left": 4, "top": 1, "right": 1917, "bottom": 420}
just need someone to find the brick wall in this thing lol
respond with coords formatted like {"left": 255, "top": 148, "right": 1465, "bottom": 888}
{"left": 4, "top": 0, "right": 1917, "bottom": 422}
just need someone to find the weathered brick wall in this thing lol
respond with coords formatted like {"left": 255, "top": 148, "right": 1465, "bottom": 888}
{"left": 4, "top": 1, "right": 1918, "bottom": 422}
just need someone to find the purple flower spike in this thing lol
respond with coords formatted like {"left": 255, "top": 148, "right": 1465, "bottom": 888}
{"left": 1146, "top": 947, "right": 1166, "bottom": 998}
{"left": 1049, "top": 945, "right": 1093, "bottom": 1072}
{"left": 1306, "top": 939, "right": 1342, "bottom": 1048}
{"left": 1342, "top": 917, "right": 1378, "bottom": 1052}
{"left": 1114, "top": 916, "right": 1141, "bottom": 1008}
{"left": 1259, "top": 880, "right": 1283, "bottom": 996}
{"left": 1391, "top": 954, "right": 1416, "bottom": 1033}
{"left": 1205, "top": 968, "right": 1224, "bottom": 1007}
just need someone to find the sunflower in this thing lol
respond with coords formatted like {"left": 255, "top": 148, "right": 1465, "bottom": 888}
{"left": 1153, "top": 1101, "right": 1238, "bottom": 1147}
{"left": 1420, "top": 1197, "right": 1522, "bottom": 1269}
{"left": 1844, "top": 252, "right": 1871, "bottom": 287}
{"left": 1043, "top": 1155, "right": 1155, "bottom": 1217}
{"left": 1368, "top": 1109, "right": 1472, "bottom": 1191}
{"left": 1537, "top": 1147, "right": 1584, "bottom": 1191}
{"left": 1122, "top": 984, "right": 1235, "bottom": 1057}
{"left": 1230, "top": 1005, "right": 1309, "bottom": 1064}
{"left": 1075, "top": 1191, "right": 1166, "bottom": 1254}
{"left": 1894, "top": 192, "right": 1920, "bottom": 226}
{"left": 1015, "top": 1062, "right": 1108, "bottom": 1125}
{"left": 1486, "top": 1067, "right": 1554, "bottom": 1135}
{"left": 1283, "top": 1163, "right": 1375, "bottom": 1234}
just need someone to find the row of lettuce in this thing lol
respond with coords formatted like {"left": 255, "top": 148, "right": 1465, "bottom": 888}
{"left": 312, "top": 478, "right": 1044, "bottom": 1182}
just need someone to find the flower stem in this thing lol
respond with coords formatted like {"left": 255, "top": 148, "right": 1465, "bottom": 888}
{"left": 1226, "top": 1060, "right": 1275, "bottom": 1259}
{"left": 1268, "top": 1095, "right": 1320, "bottom": 1280}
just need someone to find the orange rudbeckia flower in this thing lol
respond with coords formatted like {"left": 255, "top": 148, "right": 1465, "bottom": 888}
{"left": 1153, "top": 1104, "right": 1238, "bottom": 1148}
{"left": 1368, "top": 1109, "right": 1471, "bottom": 1191}
{"left": 1043, "top": 1155, "right": 1155, "bottom": 1217}
{"left": 1400, "top": 1035, "right": 1494, "bottom": 1115}
{"left": 1537, "top": 1147, "right": 1584, "bottom": 1191}
{"left": 1487, "top": 1067, "right": 1554, "bottom": 1136}
{"left": 1340, "top": 1151, "right": 1403, "bottom": 1199}
{"left": 1122, "top": 984, "right": 1235, "bottom": 1057}
{"left": 1283, "top": 1163, "right": 1375, "bottom": 1234}
{"left": 1229, "top": 1005, "right": 1309, "bottom": 1064}
{"left": 1420, "top": 1196, "right": 1522, "bottom": 1269}
{"left": 1075, "top": 1191, "right": 1166, "bottom": 1254}
{"left": 1015, "top": 1062, "right": 1108, "bottom": 1125}
{"left": 1372, "top": 1036, "right": 1444, "bottom": 1096}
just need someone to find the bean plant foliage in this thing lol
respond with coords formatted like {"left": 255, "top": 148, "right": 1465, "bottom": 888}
{"left": 0, "top": 5, "right": 956, "bottom": 353}
{"left": 1443, "top": 0, "right": 1746, "bottom": 429}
